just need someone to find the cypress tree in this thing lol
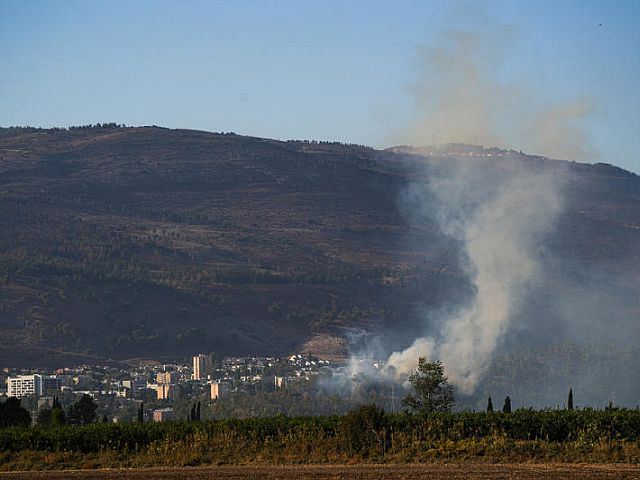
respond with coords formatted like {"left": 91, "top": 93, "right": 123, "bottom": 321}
{"left": 502, "top": 396, "right": 511, "bottom": 413}
{"left": 51, "top": 406, "right": 66, "bottom": 426}
{"left": 51, "top": 395, "right": 66, "bottom": 426}
{"left": 36, "top": 407, "right": 52, "bottom": 425}
{"left": 137, "top": 402, "right": 144, "bottom": 423}
{"left": 196, "top": 401, "right": 201, "bottom": 421}
{"left": 568, "top": 388, "right": 574, "bottom": 410}
{"left": 486, "top": 397, "right": 493, "bottom": 412}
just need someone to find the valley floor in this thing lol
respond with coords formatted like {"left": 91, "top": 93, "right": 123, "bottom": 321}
{"left": 0, "top": 464, "right": 638, "bottom": 480}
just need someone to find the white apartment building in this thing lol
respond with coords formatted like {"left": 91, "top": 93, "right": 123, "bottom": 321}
{"left": 7, "top": 374, "right": 43, "bottom": 398}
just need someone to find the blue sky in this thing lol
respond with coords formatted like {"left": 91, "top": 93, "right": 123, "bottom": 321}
{"left": 1, "top": 1, "right": 639, "bottom": 171}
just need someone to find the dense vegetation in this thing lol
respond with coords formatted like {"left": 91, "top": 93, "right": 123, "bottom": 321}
{"left": 1, "top": 126, "right": 639, "bottom": 367}
{"left": 0, "top": 408, "right": 638, "bottom": 470}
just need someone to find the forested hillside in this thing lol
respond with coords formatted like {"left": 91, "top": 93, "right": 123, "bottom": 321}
{"left": 0, "top": 126, "right": 638, "bottom": 366}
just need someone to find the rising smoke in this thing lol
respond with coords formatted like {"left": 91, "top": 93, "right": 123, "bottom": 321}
{"left": 386, "top": 162, "right": 564, "bottom": 394}
{"left": 367, "top": 14, "right": 597, "bottom": 394}
{"left": 401, "top": 21, "right": 596, "bottom": 162}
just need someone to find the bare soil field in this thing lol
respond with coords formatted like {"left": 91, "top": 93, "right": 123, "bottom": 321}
{"left": 0, "top": 464, "right": 638, "bottom": 480}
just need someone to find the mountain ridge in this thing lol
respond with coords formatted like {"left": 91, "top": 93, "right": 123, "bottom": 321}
{"left": 0, "top": 126, "right": 638, "bottom": 367}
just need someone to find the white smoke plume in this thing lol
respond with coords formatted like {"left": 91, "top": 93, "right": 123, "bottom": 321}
{"left": 386, "top": 165, "right": 563, "bottom": 394}
{"left": 369, "top": 11, "right": 595, "bottom": 395}
{"left": 399, "top": 18, "right": 597, "bottom": 162}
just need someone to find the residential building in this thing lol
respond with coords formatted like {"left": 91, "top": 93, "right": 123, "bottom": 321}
{"left": 148, "top": 383, "right": 178, "bottom": 400}
{"left": 7, "top": 375, "right": 42, "bottom": 398}
{"left": 121, "top": 379, "right": 145, "bottom": 391}
{"left": 192, "top": 354, "right": 209, "bottom": 380}
{"left": 156, "top": 371, "right": 178, "bottom": 384}
{"left": 152, "top": 408, "right": 174, "bottom": 422}
{"left": 115, "top": 388, "right": 129, "bottom": 398}
{"left": 73, "top": 375, "right": 92, "bottom": 389}
{"left": 210, "top": 381, "right": 230, "bottom": 400}
{"left": 42, "top": 375, "right": 65, "bottom": 395}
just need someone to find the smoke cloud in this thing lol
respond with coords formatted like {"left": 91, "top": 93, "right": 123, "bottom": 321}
{"left": 330, "top": 12, "right": 638, "bottom": 407}
{"left": 400, "top": 21, "right": 597, "bottom": 161}
{"left": 387, "top": 165, "right": 563, "bottom": 394}
{"left": 371, "top": 13, "right": 598, "bottom": 395}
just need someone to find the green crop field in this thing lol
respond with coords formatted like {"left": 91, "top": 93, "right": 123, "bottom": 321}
{"left": 0, "top": 408, "right": 638, "bottom": 471}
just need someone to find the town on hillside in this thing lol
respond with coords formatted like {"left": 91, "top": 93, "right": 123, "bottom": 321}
{"left": 1, "top": 353, "right": 344, "bottom": 423}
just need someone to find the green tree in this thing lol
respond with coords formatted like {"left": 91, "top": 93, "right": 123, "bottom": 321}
{"left": 51, "top": 406, "right": 66, "bottom": 426}
{"left": 36, "top": 407, "right": 52, "bottom": 425}
{"left": 339, "top": 404, "right": 388, "bottom": 457}
{"left": 487, "top": 397, "right": 494, "bottom": 412}
{"left": 51, "top": 395, "right": 65, "bottom": 426}
{"left": 568, "top": 388, "right": 574, "bottom": 410}
{"left": 403, "top": 358, "right": 455, "bottom": 414}
{"left": 137, "top": 402, "right": 144, "bottom": 423}
{"left": 67, "top": 394, "right": 97, "bottom": 425}
{"left": 0, "top": 397, "right": 31, "bottom": 427}
{"left": 502, "top": 396, "right": 511, "bottom": 413}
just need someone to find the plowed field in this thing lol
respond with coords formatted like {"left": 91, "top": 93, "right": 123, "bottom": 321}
{"left": 0, "top": 464, "right": 638, "bottom": 479}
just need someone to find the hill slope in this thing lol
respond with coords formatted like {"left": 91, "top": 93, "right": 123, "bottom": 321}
{"left": 0, "top": 126, "right": 638, "bottom": 367}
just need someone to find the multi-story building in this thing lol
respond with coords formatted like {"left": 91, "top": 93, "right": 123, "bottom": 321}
{"left": 7, "top": 375, "right": 42, "bottom": 398}
{"left": 73, "top": 375, "right": 92, "bottom": 389}
{"left": 121, "top": 379, "right": 145, "bottom": 392}
{"left": 137, "top": 387, "right": 158, "bottom": 403}
{"left": 148, "top": 383, "right": 178, "bottom": 400}
{"left": 156, "top": 371, "right": 178, "bottom": 384}
{"left": 210, "top": 381, "right": 230, "bottom": 400}
{"left": 274, "top": 376, "right": 286, "bottom": 389}
{"left": 192, "top": 354, "right": 209, "bottom": 381}
{"left": 42, "top": 375, "right": 65, "bottom": 395}
{"left": 152, "top": 408, "right": 174, "bottom": 422}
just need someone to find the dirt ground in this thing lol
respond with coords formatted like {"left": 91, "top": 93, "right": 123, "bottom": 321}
{"left": 0, "top": 464, "right": 638, "bottom": 480}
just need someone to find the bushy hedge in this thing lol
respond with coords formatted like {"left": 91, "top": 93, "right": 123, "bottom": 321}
{"left": 386, "top": 408, "right": 640, "bottom": 442}
{"left": 0, "top": 408, "right": 637, "bottom": 455}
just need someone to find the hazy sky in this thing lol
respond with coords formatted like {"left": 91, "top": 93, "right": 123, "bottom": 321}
{"left": 1, "top": 1, "right": 639, "bottom": 172}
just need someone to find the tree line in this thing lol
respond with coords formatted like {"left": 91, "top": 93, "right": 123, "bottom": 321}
{"left": 0, "top": 394, "right": 100, "bottom": 428}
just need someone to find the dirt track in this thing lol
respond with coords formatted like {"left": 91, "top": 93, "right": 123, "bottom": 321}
{"left": 0, "top": 464, "right": 638, "bottom": 479}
